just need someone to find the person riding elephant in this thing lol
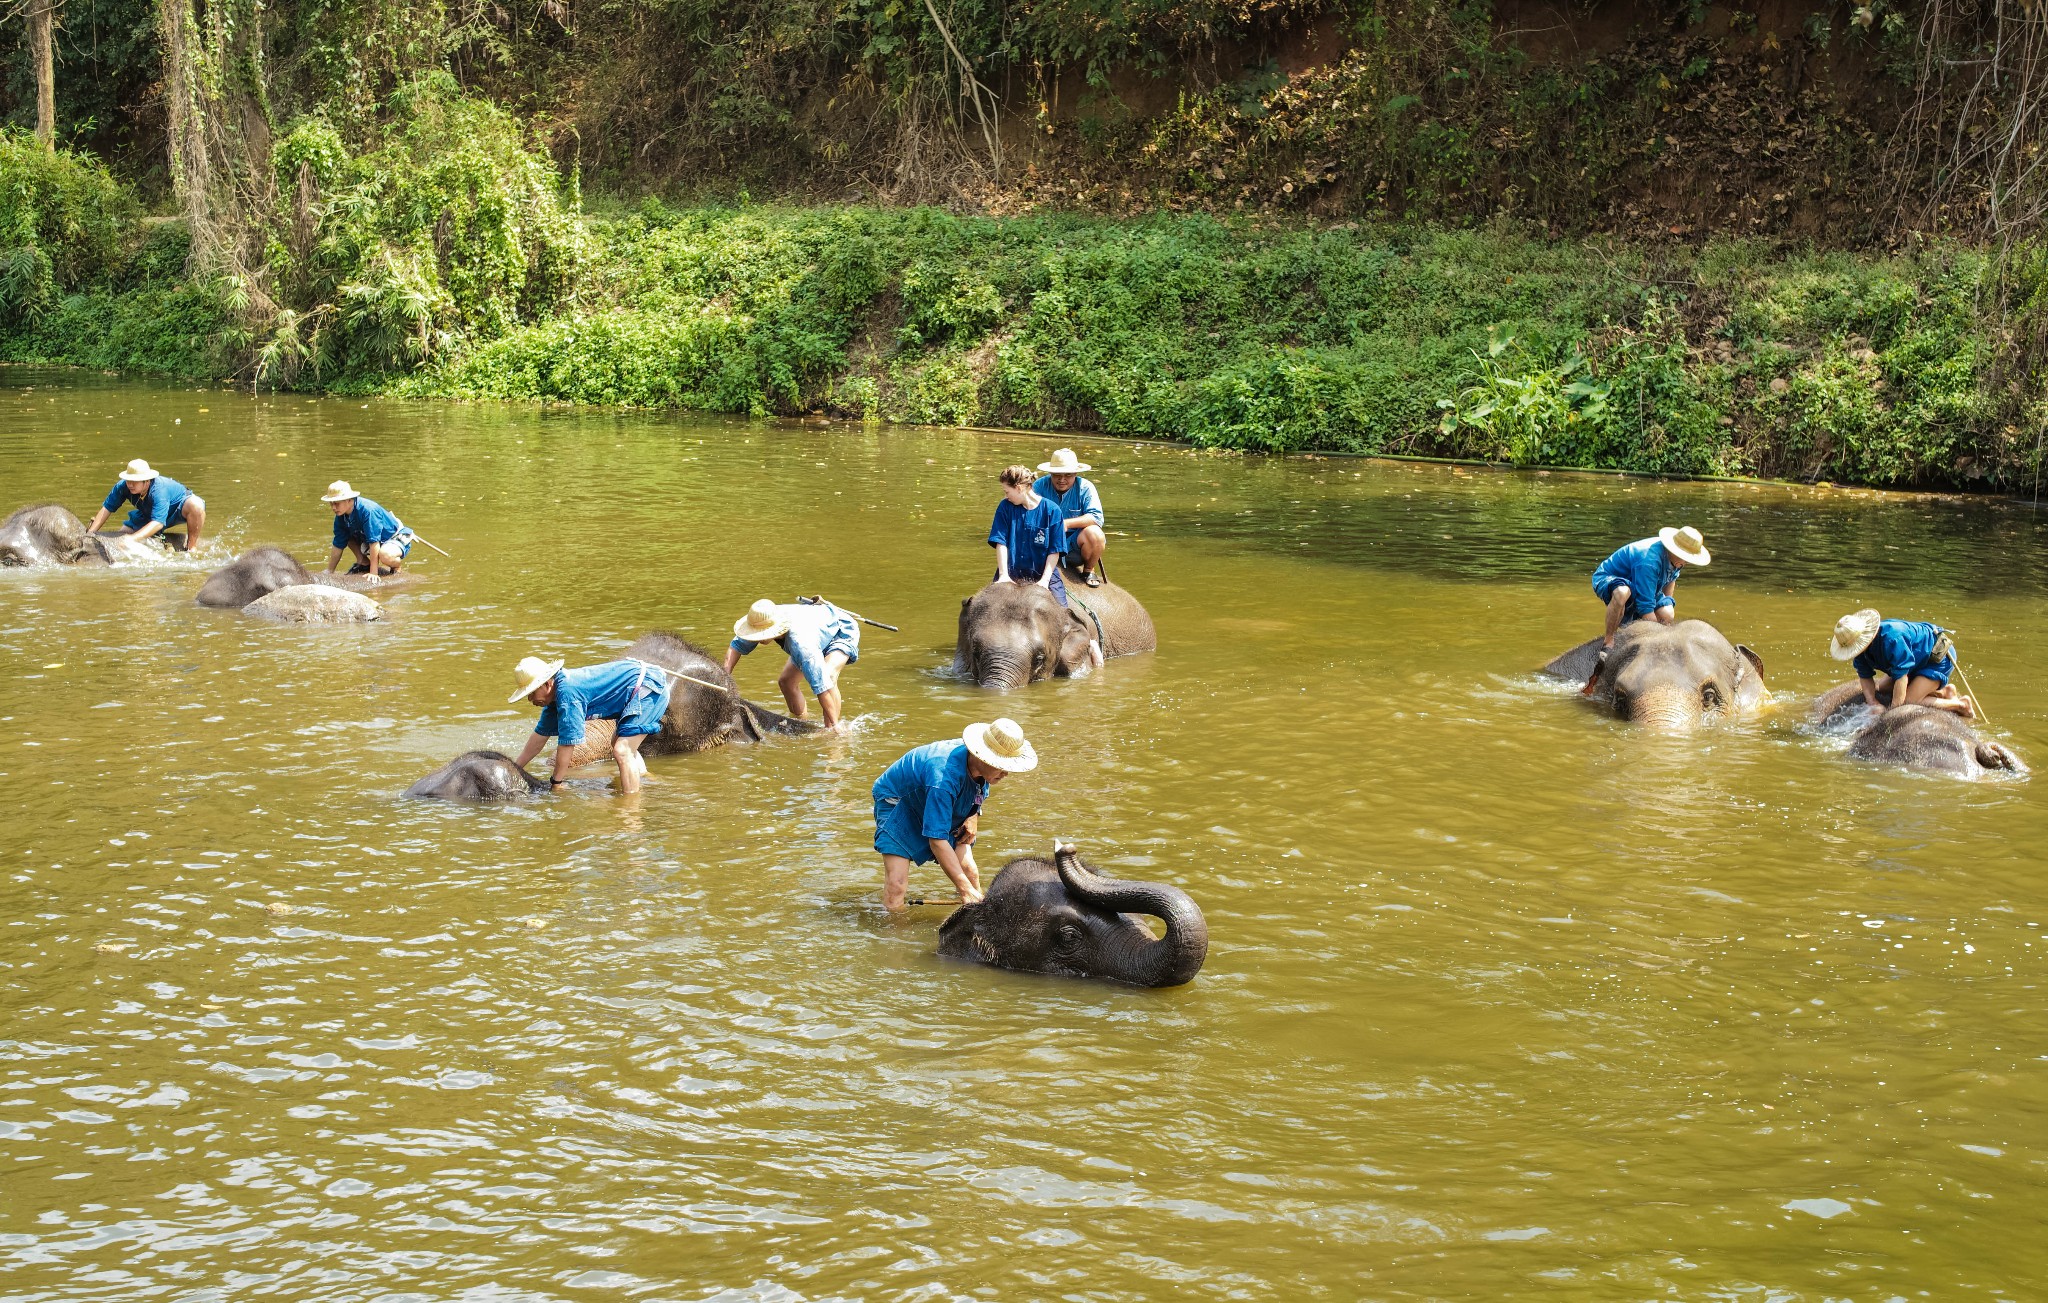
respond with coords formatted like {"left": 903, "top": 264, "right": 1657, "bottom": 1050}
{"left": 1584, "top": 526, "right": 1710, "bottom": 691}
{"left": 1809, "top": 683, "right": 2021, "bottom": 779}
{"left": 1543, "top": 618, "right": 1767, "bottom": 729}
{"left": 1828, "top": 608, "right": 1974, "bottom": 719}
{"left": 956, "top": 574, "right": 1155, "bottom": 688}
{"left": 938, "top": 843, "right": 1209, "bottom": 987}
{"left": 322, "top": 480, "right": 414, "bottom": 582}
{"left": 0, "top": 504, "right": 113, "bottom": 566}
{"left": 87, "top": 458, "right": 206, "bottom": 555}
{"left": 1032, "top": 448, "right": 1107, "bottom": 588}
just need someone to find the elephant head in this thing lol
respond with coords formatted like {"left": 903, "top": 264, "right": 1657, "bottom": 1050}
{"left": 197, "top": 546, "right": 313, "bottom": 607}
{"left": 405, "top": 750, "right": 549, "bottom": 799}
{"left": 0, "top": 505, "right": 112, "bottom": 567}
{"left": 1551, "top": 619, "right": 1767, "bottom": 729}
{"left": 937, "top": 844, "right": 1209, "bottom": 987}
{"left": 956, "top": 582, "right": 1097, "bottom": 688}
{"left": 1833, "top": 699, "right": 2024, "bottom": 779}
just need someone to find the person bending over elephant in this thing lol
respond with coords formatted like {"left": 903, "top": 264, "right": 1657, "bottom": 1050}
{"left": 322, "top": 480, "right": 413, "bottom": 582}
{"left": 872, "top": 718, "right": 1037, "bottom": 912}
{"left": 1585, "top": 526, "right": 1710, "bottom": 691}
{"left": 87, "top": 459, "right": 206, "bottom": 555}
{"left": 507, "top": 654, "right": 673, "bottom": 795}
{"left": 724, "top": 597, "right": 859, "bottom": 731}
{"left": 1828, "top": 609, "right": 1974, "bottom": 719}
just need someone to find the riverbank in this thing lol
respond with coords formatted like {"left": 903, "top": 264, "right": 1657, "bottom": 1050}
{"left": 1, "top": 129, "right": 2028, "bottom": 491}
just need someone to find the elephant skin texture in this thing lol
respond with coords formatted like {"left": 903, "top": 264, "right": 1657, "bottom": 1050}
{"left": 0, "top": 505, "right": 114, "bottom": 567}
{"left": 1810, "top": 682, "right": 2024, "bottom": 779}
{"left": 1543, "top": 619, "right": 1767, "bottom": 729}
{"left": 242, "top": 584, "right": 384, "bottom": 623}
{"left": 938, "top": 844, "right": 1208, "bottom": 987}
{"left": 550, "top": 631, "right": 819, "bottom": 770}
{"left": 197, "top": 547, "right": 312, "bottom": 606}
{"left": 405, "top": 751, "right": 550, "bottom": 800}
{"left": 955, "top": 567, "right": 1157, "bottom": 688}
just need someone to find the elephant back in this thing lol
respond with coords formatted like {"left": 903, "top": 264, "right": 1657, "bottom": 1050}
{"left": 1065, "top": 573, "right": 1157, "bottom": 658}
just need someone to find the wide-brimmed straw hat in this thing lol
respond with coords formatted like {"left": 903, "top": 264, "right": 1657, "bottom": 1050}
{"left": 1036, "top": 448, "right": 1091, "bottom": 475}
{"left": 121, "top": 458, "right": 157, "bottom": 483}
{"left": 507, "top": 655, "right": 565, "bottom": 703}
{"left": 732, "top": 598, "right": 790, "bottom": 643}
{"left": 963, "top": 717, "right": 1037, "bottom": 772}
{"left": 321, "top": 480, "right": 360, "bottom": 503}
{"left": 1830, "top": 608, "right": 1882, "bottom": 661}
{"left": 1658, "top": 525, "right": 1711, "bottom": 566}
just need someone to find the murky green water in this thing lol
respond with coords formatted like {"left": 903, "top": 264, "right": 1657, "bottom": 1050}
{"left": 3, "top": 369, "right": 2046, "bottom": 1299}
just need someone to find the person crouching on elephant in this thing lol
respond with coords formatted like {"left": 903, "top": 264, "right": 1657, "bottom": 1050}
{"left": 1831, "top": 608, "right": 1975, "bottom": 719}
{"left": 87, "top": 458, "right": 206, "bottom": 554}
{"left": 723, "top": 597, "right": 859, "bottom": 732}
{"left": 322, "top": 480, "right": 412, "bottom": 582}
{"left": 506, "top": 655, "right": 673, "bottom": 794}
{"left": 1033, "top": 448, "right": 1106, "bottom": 588}
{"left": 872, "top": 718, "right": 1037, "bottom": 913}
{"left": 990, "top": 465, "right": 1102, "bottom": 668}
{"left": 1585, "top": 525, "right": 1711, "bottom": 690}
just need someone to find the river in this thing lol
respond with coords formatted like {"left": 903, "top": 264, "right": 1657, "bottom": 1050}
{"left": 2, "top": 370, "right": 2044, "bottom": 1299}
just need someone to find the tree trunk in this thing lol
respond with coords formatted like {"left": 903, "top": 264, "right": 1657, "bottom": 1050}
{"left": 27, "top": 0, "right": 57, "bottom": 149}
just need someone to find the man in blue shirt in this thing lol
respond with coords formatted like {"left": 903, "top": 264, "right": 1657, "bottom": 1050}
{"left": 724, "top": 597, "right": 861, "bottom": 731}
{"left": 872, "top": 717, "right": 1037, "bottom": 912}
{"left": 1033, "top": 448, "right": 1106, "bottom": 588}
{"left": 86, "top": 458, "right": 207, "bottom": 554}
{"left": 507, "top": 655, "right": 674, "bottom": 794}
{"left": 1591, "top": 526, "right": 1711, "bottom": 645}
{"left": 321, "top": 480, "right": 413, "bottom": 581}
{"left": 1830, "top": 609, "right": 1974, "bottom": 718}
{"left": 990, "top": 464, "right": 1070, "bottom": 604}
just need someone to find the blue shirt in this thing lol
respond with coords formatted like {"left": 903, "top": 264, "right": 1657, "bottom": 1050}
{"left": 331, "top": 495, "right": 408, "bottom": 550}
{"left": 1032, "top": 474, "right": 1104, "bottom": 554}
{"left": 872, "top": 739, "right": 988, "bottom": 858}
{"left": 989, "top": 494, "right": 1066, "bottom": 581}
{"left": 1853, "top": 620, "right": 1948, "bottom": 680}
{"left": 533, "top": 660, "right": 662, "bottom": 747}
{"left": 729, "top": 601, "right": 860, "bottom": 695}
{"left": 1592, "top": 538, "right": 1681, "bottom": 618}
{"left": 102, "top": 476, "right": 192, "bottom": 532}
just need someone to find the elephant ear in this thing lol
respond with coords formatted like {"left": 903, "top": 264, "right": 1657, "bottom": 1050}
{"left": 1057, "top": 608, "right": 1095, "bottom": 673}
{"left": 1736, "top": 644, "right": 1766, "bottom": 679}
{"left": 1733, "top": 643, "right": 1768, "bottom": 709}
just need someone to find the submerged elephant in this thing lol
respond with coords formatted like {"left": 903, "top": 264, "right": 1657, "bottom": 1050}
{"left": 0, "top": 505, "right": 114, "bottom": 567}
{"left": 197, "top": 546, "right": 312, "bottom": 606}
{"left": 1810, "top": 683, "right": 2023, "bottom": 779}
{"left": 1543, "top": 619, "right": 1768, "bottom": 728}
{"left": 243, "top": 584, "right": 384, "bottom": 623}
{"left": 548, "top": 631, "right": 818, "bottom": 770}
{"left": 937, "top": 843, "right": 1208, "bottom": 987}
{"left": 405, "top": 750, "right": 548, "bottom": 800}
{"left": 956, "top": 570, "right": 1157, "bottom": 688}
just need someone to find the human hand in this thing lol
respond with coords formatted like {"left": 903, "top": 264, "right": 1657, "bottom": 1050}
{"left": 956, "top": 885, "right": 985, "bottom": 905}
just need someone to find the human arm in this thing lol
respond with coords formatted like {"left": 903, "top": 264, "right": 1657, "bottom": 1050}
{"left": 723, "top": 643, "right": 746, "bottom": 674}
{"left": 1889, "top": 675, "right": 1908, "bottom": 709}
{"left": 513, "top": 730, "right": 549, "bottom": 772}
{"left": 926, "top": 837, "right": 984, "bottom": 904}
{"left": 1038, "top": 550, "right": 1061, "bottom": 588}
{"left": 993, "top": 543, "right": 1012, "bottom": 584}
{"left": 326, "top": 546, "right": 344, "bottom": 574}
{"left": 1658, "top": 577, "right": 1678, "bottom": 610}
{"left": 88, "top": 507, "right": 111, "bottom": 533}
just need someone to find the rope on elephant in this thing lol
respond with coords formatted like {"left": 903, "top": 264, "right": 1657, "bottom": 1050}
{"left": 1068, "top": 590, "right": 1107, "bottom": 648}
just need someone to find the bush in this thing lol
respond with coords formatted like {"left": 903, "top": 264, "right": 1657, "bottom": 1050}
{"left": 0, "top": 130, "right": 137, "bottom": 327}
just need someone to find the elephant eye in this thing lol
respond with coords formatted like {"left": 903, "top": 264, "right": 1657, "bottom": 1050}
{"left": 1055, "top": 922, "right": 1084, "bottom": 950}
{"left": 1702, "top": 684, "right": 1722, "bottom": 708}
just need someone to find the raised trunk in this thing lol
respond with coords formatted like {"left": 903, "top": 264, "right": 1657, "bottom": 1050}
{"left": 28, "top": 0, "right": 56, "bottom": 149}
{"left": 1054, "top": 845, "right": 1208, "bottom": 987}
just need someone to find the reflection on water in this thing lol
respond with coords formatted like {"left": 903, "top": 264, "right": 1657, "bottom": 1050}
{"left": 1, "top": 370, "right": 2044, "bottom": 1299}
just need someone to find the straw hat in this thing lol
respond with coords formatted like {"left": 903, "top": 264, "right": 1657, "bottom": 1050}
{"left": 321, "top": 480, "right": 360, "bottom": 503}
{"left": 963, "top": 717, "right": 1037, "bottom": 772}
{"left": 1036, "top": 448, "right": 1091, "bottom": 475}
{"left": 121, "top": 458, "right": 157, "bottom": 483}
{"left": 507, "top": 655, "right": 564, "bottom": 703}
{"left": 1830, "top": 608, "right": 1882, "bottom": 661}
{"left": 1658, "top": 525, "right": 1711, "bottom": 566}
{"left": 732, "top": 598, "right": 790, "bottom": 643}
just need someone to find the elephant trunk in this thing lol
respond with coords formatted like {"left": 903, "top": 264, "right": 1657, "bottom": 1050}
{"left": 1618, "top": 684, "right": 1697, "bottom": 731}
{"left": 1054, "top": 844, "right": 1208, "bottom": 987}
{"left": 969, "top": 648, "right": 1027, "bottom": 689}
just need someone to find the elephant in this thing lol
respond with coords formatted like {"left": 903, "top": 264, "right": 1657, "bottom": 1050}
{"left": 1810, "top": 682, "right": 2023, "bottom": 779}
{"left": 937, "top": 843, "right": 1209, "bottom": 987}
{"left": 242, "top": 584, "right": 384, "bottom": 623}
{"left": 955, "top": 569, "right": 1157, "bottom": 689}
{"left": 405, "top": 750, "right": 549, "bottom": 800}
{"left": 549, "top": 631, "right": 818, "bottom": 769}
{"left": 0, "top": 505, "right": 114, "bottom": 567}
{"left": 1543, "top": 619, "right": 1768, "bottom": 728}
{"left": 197, "top": 546, "right": 312, "bottom": 607}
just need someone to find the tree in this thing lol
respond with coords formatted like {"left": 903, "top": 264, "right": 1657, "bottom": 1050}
{"left": 24, "top": 0, "right": 57, "bottom": 148}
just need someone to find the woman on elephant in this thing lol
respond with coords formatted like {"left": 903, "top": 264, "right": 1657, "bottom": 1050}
{"left": 87, "top": 458, "right": 206, "bottom": 554}
{"left": 871, "top": 718, "right": 1037, "bottom": 913}
{"left": 990, "top": 465, "right": 1070, "bottom": 605}
{"left": 1831, "top": 609, "right": 1975, "bottom": 718}
{"left": 506, "top": 655, "right": 673, "bottom": 794}
{"left": 723, "top": 597, "right": 859, "bottom": 732}
{"left": 1585, "top": 526, "right": 1710, "bottom": 690}
{"left": 322, "top": 480, "right": 412, "bottom": 581}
